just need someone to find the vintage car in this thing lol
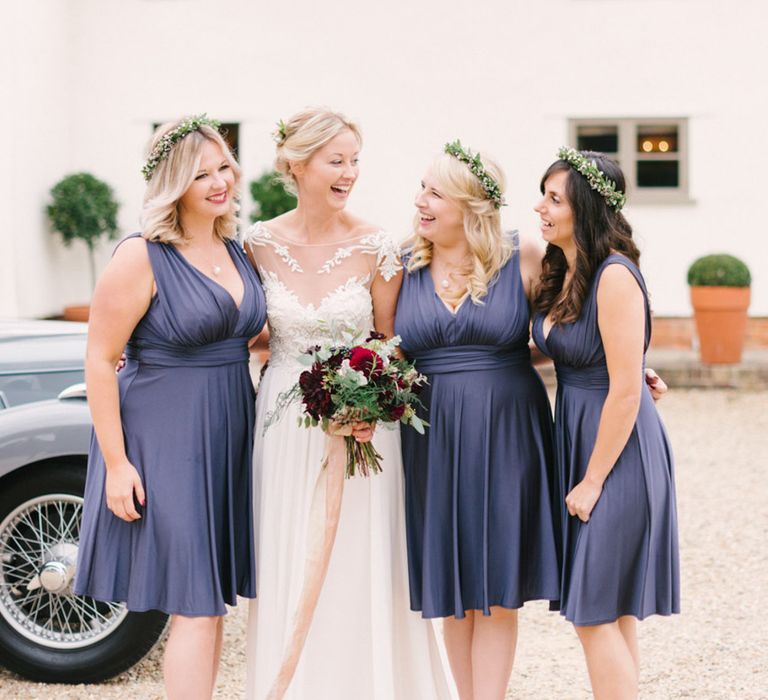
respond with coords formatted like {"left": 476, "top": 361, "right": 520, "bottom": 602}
{"left": 0, "top": 320, "right": 167, "bottom": 683}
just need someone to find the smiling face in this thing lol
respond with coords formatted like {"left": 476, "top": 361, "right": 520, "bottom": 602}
{"left": 534, "top": 168, "right": 575, "bottom": 253}
{"left": 292, "top": 129, "right": 360, "bottom": 210}
{"left": 179, "top": 139, "right": 235, "bottom": 222}
{"left": 414, "top": 167, "right": 466, "bottom": 246}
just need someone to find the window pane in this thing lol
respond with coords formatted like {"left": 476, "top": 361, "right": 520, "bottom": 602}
{"left": 576, "top": 126, "right": 618, "bottom": 153}
{"left": 637, "top": 125, "right": 678, "bottom": 154}
{"left": 637, "top": 161, "right": 679, "bottom": 187}
{"left": 220, "top": 123, "right": 240, "bottom": 157}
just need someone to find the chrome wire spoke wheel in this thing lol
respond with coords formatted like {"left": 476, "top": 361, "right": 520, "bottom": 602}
{"left": 0, "top": 494, "right": 128, "bottom": 649}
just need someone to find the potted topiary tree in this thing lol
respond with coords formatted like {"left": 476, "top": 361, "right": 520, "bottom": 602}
{"left": 687, "top": 253, "right": 751, "bottom": 364}
{"left": 249, "top": 170, "right": 297, "bottom": 223}
{"left": 47, "top": 173, "right": 120, "bottom": 321}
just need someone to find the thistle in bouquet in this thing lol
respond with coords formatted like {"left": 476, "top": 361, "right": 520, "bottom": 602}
{"left": 265, "top": 330, "right": 428, "bottom": 478}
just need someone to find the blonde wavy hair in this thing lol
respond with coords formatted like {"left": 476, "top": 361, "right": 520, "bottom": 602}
{"left": 274, "top": 107, "right": 362, "bottom": 195}
{"left": 407, "top": 151, "right": 513, "bottom": 305}
{"left": 140, "top": 118, "right": 241, "bottom": 244}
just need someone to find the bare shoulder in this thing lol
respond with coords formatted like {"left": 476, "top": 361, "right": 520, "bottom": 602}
{"left": 517, "top": 231, "right": 544, "bottom": 263}
{"left": 260, "top": 211, "right": 296, "bottom": 236}
{"left": 344, "top": 212, "right": 382, "bottom": 236}
{"left": 597, "top": 261, "right": 642, "bottom": 301}
{"left": 110, "top": 235, "right": 152, "bottom": 272}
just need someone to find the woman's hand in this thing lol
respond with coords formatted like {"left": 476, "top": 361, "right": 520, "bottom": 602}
{"left": 105, "top": 460, "right": 145, "bottom": 522}
{"left": 326, "top": 420, "right": 376, "bottom": 443}
{"left": 565, "top": 478, "right": 603, "bottom": 523}
{"left": 350, "top": 421, "right": 375, "bottom": 443}
{"left": 644, "top": 368, "right": 667, "bottom": 401}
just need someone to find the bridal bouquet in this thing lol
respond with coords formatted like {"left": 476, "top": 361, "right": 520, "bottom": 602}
{"left": 265, "top": 331, "right": 428, "bottom": 477}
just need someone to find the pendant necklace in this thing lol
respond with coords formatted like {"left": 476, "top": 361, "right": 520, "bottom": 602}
{"left": 435, "top": 256, "right": 468, "bottom": 291}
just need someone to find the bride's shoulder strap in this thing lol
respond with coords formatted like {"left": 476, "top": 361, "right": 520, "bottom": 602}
{"left": 358, "top": 230, "right": 402, "bottom": 282}
{"left": 240, "top": 220, "right": 270, "bottom": 249}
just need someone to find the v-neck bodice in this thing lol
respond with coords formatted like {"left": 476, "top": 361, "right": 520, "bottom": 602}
{"left": 531, "top": 254, "right": 651, "bottom": 371}
{"left": 122, "top": 233, "right": 267, "bottom": 357}
{"left": 395, "top": 233, "right": 530, "bottom": 364}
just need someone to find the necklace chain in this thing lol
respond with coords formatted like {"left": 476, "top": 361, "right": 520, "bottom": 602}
{"left": 433, "top": 254, "right": 469, "bottom": 291}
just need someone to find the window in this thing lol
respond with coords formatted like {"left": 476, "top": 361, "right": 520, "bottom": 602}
{"left": 569, "top": 118, "right": 689, "bottom": 204}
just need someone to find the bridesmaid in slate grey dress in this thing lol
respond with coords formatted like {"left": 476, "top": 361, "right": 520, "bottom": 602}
{"left": 396, "top": 143, "right": 560, "bottom": 700}
{"left": 531, "top": 149, "right": 679, "bottom": 700}
{"left": 74, "top": 116, "right": 266, "bottom": 700}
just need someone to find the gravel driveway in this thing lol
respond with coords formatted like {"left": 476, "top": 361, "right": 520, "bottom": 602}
{"left": 2, "top": 389, "right": 765, "bottom": 699}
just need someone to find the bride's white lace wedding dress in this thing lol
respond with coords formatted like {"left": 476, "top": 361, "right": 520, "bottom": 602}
{"left": 243, "top": 222, "right": 452, "bottom": 700}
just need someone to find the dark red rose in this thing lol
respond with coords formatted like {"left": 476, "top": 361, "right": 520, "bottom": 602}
{"left": 388, "top": 404, "right": 405, "bottom": 421}
{"left": 299, "top": 365, "right": 332, "bottom": 420}
{"left": 349, "top": 347, "right": 384, "bottom": 377}
{"left": 326, "top": 349, "right": 348, "bottom": 369}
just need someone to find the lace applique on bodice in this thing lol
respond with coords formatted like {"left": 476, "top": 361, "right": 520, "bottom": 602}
{"left": 243, "top": 222, "right": 402, "bottom": 367}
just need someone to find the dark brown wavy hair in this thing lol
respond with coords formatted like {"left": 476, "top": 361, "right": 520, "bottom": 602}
{"left": 532, "top": 151, "right": 639, "bottom": 324}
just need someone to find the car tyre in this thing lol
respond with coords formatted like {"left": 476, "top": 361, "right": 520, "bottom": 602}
{"left": 0, "top": 461, "right": 168, "bottom": 683}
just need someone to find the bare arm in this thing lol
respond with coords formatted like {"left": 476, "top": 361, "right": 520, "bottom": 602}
{"left": 565, "top": 264, "right": 645, "bottom": 522}
{"left": 517, "top": 232, "right": 545, "bottom": 301}
{"left": 85, "top": 237, "right": 154, "bottom": 521}
{"left": 371, "top": 267, "right": 403, "bottom": 339}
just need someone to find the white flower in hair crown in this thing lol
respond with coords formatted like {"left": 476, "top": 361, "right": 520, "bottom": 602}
{"left": 142, "top": 114, "right": 222, "bottom": 181}
{"left": 557, "top": 147, "right": 626, "bottom": 211}
{"left": 444, "top": 140, "right": 505, "bottom": 209}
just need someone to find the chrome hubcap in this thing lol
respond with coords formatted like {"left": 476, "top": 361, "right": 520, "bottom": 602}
{"left": 0, "top": 494, "right": 128, "bottom": 649}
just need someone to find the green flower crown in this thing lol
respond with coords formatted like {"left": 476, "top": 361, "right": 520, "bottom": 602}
{"left": 557, "top": 146, "right": 626, "bottom": 211}
{"left": 142, "top": 114, "right": 222, "bottom": 182}
{"left": 444, "top": 140, "right": 505, "bottom": 209}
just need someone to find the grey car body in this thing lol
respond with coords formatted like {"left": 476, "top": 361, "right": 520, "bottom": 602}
{"left": 0, "top": 318, "right": 87, "bottom": 410}
{"left": 0, "top": 319, "right": 167, "bottom": 683}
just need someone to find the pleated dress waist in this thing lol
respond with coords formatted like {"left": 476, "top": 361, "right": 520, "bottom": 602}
{"left": 555, "top": 362, "right": 650, "bottom": 390}
{"left": 125, "top": 336, "right": 250, "bottom": 368}
{"left": 411, "top": 344, "right": 531, "bottom": 375}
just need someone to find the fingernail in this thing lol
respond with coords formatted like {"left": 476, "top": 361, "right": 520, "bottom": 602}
{"left": 141, "top": 499, "right": 146, "bottom": 506}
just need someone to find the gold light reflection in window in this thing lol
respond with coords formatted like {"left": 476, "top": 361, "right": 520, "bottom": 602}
{"left": 642, "top": 140, "right": 654, "bottom": 152}
{"left": 659, "top": 140, "right": 670, "bottom": 152}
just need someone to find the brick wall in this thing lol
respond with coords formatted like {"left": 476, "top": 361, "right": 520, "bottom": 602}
{"left": 652, "top": 317, "right": 768, "bottom": 349}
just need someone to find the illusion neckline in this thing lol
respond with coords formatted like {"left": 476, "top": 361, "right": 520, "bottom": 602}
{"left": 254, "top": 221, "right": 385, "bottom": 248}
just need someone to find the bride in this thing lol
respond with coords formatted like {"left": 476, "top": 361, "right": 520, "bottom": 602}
{"left": 243, "top": 108, "right": 452, "bottom": 699}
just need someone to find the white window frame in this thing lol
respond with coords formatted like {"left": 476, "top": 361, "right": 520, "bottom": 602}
{"left": 568, "top": 117, "right": 690, "bottom": 205}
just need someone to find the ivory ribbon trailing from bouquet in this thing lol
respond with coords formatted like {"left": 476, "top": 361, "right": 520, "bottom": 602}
{"left": 267, "top": 432, "right": 347, "bottom": 699}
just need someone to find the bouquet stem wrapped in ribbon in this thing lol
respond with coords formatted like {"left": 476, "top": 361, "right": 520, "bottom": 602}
{"left": 265, "top": 331, "right": 428, "bottom": 477}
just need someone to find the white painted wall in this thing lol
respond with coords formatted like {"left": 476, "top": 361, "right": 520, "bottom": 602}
{"left": 3, "top": 0, "right": 766, "bottom": 317}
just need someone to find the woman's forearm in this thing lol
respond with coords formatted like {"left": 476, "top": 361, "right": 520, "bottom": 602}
{"left": 85, "top": 357, "right": 128, "bottom": 469}
{"left": 584, "top": 386, "right": 641, "bottom": 486}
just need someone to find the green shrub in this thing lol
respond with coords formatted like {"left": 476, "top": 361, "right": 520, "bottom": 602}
{"left": 47, "top": 172, "right": 120, "bottom": 289}
{"left": 687, "top": 254, "right": 751, "bottom": 287}
{"left": 249, "top": 170, "right": 297, "bottom": 222}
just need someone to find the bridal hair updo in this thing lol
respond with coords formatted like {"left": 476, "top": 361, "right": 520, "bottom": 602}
{"left": 273, "top": 107, "right": 363, "bottom": 195}
{"left": 407, "top": 150, "right": 513, "bottom": 305}
{"left": 140, "top": 117, "right": 241, "bottom": 244}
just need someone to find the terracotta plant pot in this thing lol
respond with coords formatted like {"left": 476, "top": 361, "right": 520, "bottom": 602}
{"left": 63, "top": 304, "right": 90, "bottom": 322}
{"left": 690, "top": 286, "right": 750, "bottom": 364}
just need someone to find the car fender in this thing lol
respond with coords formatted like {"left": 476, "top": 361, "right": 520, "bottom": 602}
{"left": 0, "top": 398, "right": 91, "bottom": 479}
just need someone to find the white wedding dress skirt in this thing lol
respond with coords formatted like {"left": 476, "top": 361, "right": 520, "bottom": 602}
{"left": 246, "top": 364, "right": 452, "bottom": 699}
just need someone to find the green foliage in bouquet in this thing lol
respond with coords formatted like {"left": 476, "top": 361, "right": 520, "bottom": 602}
{"left": 265, "top": 330, "right": 428, "bottom": 478}
{"left": 249, "top": 170, "right": 297, "bottom": 222}
{"left": 687, "top": 254, "right": 751, "bottom": 287}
